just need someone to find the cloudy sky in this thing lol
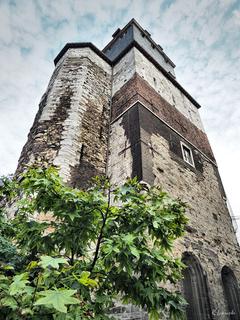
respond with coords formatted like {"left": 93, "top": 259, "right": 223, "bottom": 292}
{"left": 0, "top": 0, "right": 239, "bottom": 236}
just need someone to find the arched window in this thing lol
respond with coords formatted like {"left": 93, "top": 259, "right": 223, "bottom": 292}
{"left": 182, "top": 252, "right": 213, "bottom": 320}
{"left": 221, "top": 266, "right": 240, "bottom": 320}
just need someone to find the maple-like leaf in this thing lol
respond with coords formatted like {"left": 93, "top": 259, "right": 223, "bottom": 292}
{"left": 77, "top": 271, "right": 98, "bottom": 287}
{"left": 0, "top": 296, "right": 18, "bottom": 309}
{"left": 9, "top": 273, "right": 29, "bottom": 295}
{"left": 39, "top": 256, "right": 68, "bottom": 269}
{"left": 34, "top": 289, "right": 79, "bottom": 313}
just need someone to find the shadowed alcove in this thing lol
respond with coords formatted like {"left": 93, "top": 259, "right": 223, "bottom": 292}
{"left": 221, "top": 266, "right": 240, "bottom": 320}
{"left": 182, "top": 252, "right": 213, "bottom": 320}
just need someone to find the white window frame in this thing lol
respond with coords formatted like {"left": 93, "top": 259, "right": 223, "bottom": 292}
{"left": 180, "top": 142, "right": 195, "bottom": 167}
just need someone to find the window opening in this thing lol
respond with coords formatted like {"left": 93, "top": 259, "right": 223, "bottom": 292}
{"left": 181, "top": 142, "right": 195, "bottom": 167}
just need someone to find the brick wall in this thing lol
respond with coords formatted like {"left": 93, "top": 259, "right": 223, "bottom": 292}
{"left": 111, "top": 73, "right": 215, "bottom": 162}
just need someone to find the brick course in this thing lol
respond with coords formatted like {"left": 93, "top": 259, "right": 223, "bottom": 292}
{"left": 111, "top": 73, "right": 215, "bottom": 162}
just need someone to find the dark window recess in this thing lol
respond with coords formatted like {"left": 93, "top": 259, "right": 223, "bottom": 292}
{"left": 221, "top": 266, "right": 240, "bottom": 319}
{"left": 99, "top": 126, "right": 103, "bottom": 139}
{"left": 182, "top": 253, "right": 213, "bottom": 320}
{"left": 181, "top": 142, "right": 195, "bottom": 167}
{"left": 80, "top": 144, "right": 85, "bottom": 162}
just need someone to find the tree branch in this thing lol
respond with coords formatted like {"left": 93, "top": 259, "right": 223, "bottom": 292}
{"left": 90, "top": 185, "right": 111, "bottom": 273}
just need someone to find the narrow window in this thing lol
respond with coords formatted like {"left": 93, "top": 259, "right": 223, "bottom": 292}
{"left": 221, "top": 266, "right": 240, "bottom": 319}
{"left": 182, "top": 252, "right": 213, "bottom": 320}
{"left": 181, "top": 142, "right": 195, "bottom": 167}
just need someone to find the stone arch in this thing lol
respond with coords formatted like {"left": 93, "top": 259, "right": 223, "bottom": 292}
{"left": 221, "top": 266, "right": 240, "bottom": 319}
{"left": 182, "top": 252, "right": 213, "bottom": 320}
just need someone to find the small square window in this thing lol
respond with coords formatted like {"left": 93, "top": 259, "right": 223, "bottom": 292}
{"left": 180, "top": 142, "right": 195, "bottom": 167}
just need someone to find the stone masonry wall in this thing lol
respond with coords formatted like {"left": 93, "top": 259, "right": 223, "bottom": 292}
{"left": 108, "top": 117, "right": 135, "bottom": 185}
{"left": 112, "top": 47, "right": 203, "bottom": 130}
{"left": 15, "top": 38, "right": 240, "bottom": 320}
{"left": 17, "top": 48, "right": 112, "bottom": 188}
{"left": 111, "top": 74, "right": 215, "bottom": 161}
{"left": 108, "top": 106, "right": 142, "bottom": 185}
{"left": 108, "top": 46, "right": 240, "bottom": 320}
{"left": 140, "top": 108, "right": 240, "bottom": 319}
{"left": 134, "top": 48, "right": 204, "bottom": 131}
{"left": 109, "top": 106, "right": 240, "bottom": 320}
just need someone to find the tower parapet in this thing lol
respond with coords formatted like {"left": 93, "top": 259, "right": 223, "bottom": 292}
{"left": 103, "top": 18, "right": 175, "bottom": 77}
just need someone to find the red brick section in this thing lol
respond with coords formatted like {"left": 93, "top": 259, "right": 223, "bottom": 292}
{"left": 111, "top": 73, "right": 215, "bottom": 162}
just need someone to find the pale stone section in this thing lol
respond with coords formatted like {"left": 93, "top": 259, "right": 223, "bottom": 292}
{"left": 52, "top": 64, "right": 88, "bottom": 179}
{"left": 38, "top": 63, "right": 64, "bottom": 121}
{"left": 134, "top": 48, "right": 204, "bottom": 131}
{"left": 112, "top": 49, "right": 136, "bottom": 96}
{"left": 108, "top": 118, "right": 133, "bottom": 186}
{"left": 145, "top": 131, "right": 240, "bottom": 318}
{"left": 52, "top": 50, "right": 111, "bottom": 182}
{"left": 17, "top": 47, "right": 112, "bottom": 184}
{"left": 109, "top": 304, "right": 148, "bottom": 320}
{"left": 56, "top": 47, "right": 112, "bottom": 74}
{"left": 112, "top": 47, "right": 204, "bottom": 131}
{"left": 133, "top": 24, "right": 175, "bottom": 77}
{"left": 40, "top": 48, "right": 111, "bottom": 122}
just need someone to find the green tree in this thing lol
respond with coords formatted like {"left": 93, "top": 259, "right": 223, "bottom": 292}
{"left": 0, "top": 167, "right": 188, "bottom": 319}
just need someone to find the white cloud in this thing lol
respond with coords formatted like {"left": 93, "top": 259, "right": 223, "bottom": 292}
{"left": 233, "top": 9, "right": 240, "bottom": 25}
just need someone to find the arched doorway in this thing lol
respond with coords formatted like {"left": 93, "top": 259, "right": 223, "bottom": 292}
{"left": 182, "top": 252, "right": 213, "bottom": 320}
{"left": 221, "top": 266, "right": 240, "bottom": 319}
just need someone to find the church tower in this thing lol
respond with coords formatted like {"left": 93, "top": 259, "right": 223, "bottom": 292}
{"left": 16, "top": 19, "right": 240, "bottom": 319}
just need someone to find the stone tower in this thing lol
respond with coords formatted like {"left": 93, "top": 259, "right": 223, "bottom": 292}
{"left": 17, "top": 19, "right": 240, "bottom": 319}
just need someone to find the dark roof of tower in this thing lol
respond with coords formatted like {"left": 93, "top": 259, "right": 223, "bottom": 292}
{"left": 103, "top": 18, "right": 176, "bottom": 73}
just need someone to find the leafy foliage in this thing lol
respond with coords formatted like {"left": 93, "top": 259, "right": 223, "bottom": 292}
{"left": 35, "top": 289, "right": 80, "bottom": 313}
{"left": 39, "top": 256, "right": 68, "bottom": 270}
{"left": 0, "top": 167, "right": 188, "bottom": 319}
{"left": 0, "top": 235, "right": 22, "bottom": 266}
